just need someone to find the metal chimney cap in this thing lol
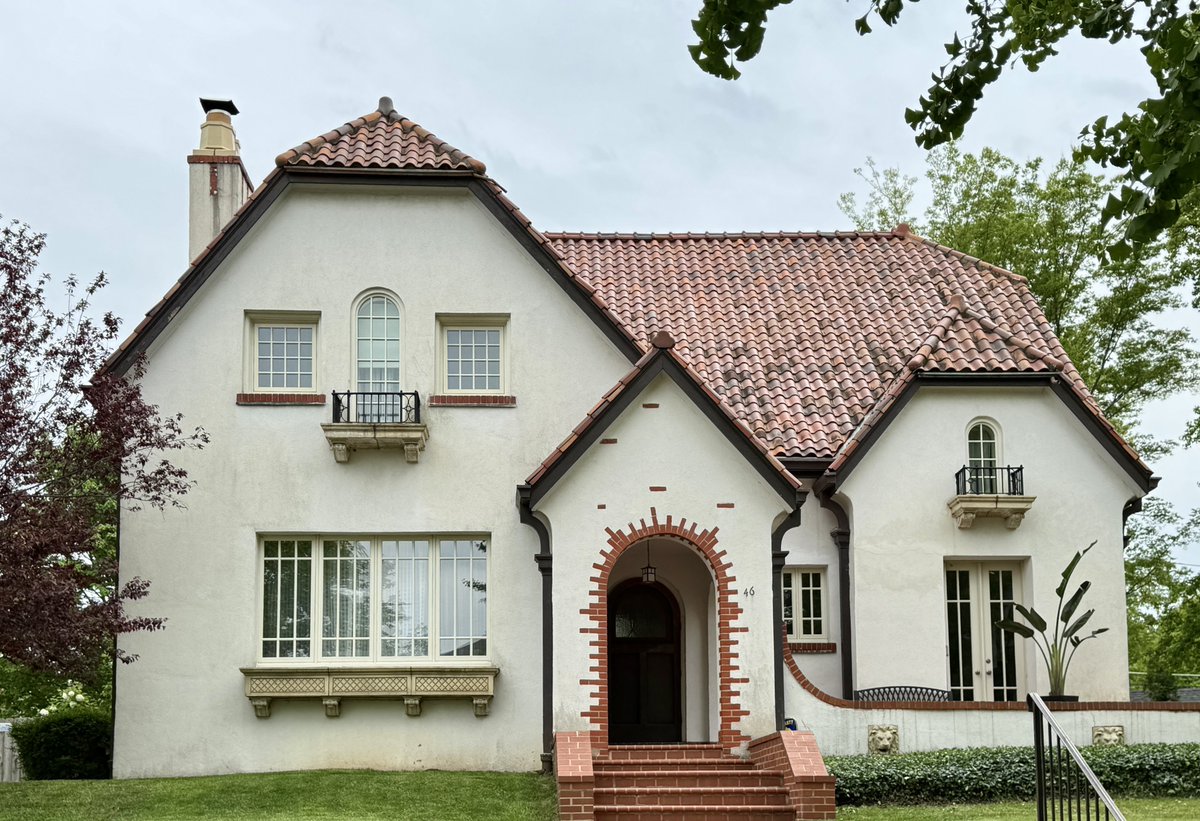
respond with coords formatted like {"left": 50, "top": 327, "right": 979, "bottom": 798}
{"left": 200, "top": 98, "right": 239, "bottom": 116}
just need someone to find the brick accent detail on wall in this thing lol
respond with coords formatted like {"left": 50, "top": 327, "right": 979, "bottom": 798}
{"left": 428, "top": 394, "right": 517, "bottom": 407}
{"left": 781, "top": 629, "right": 1200, "bottom": 712}
{"left": 790, "top": 642, "right": 836, "bottom": 654}
{"left": 235, "top": 393, "right": 325, "bottom": 405}
{"left": 600, "top": 438, "right": 618, "bottom": 445}
{"left": 716, "top": 502, "right": 736, "bottom": 509}
{"left": 748, "top": 731, "right": 837, "bottom": 820}
{"left": 554, "top": 731, "right": 595, "bottom": 821}
{"left": 641, "top": 403, "right": 659, "bottom": 409}
{"left": 648, "top": 486, "right": 667, "bottom": 492}
{"left": 582, "top": 509, "right": 751, "bottom": 748}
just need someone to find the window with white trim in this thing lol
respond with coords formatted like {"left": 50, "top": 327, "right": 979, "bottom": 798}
{"left": 967, "top": 420, "right": 1000, "bottom": 494}
{"left": 259, "top": 536, "right": 487, "bottom": 662}
{"left": 439, "top": 316, "right": 507, "bottom": 394}
{"left": 245, "top": 311, "right": 320, "bottom": 393}
{"left": 355, "top": 295, "right": 401, "bottom": 421}
{"left": 782, "top": 568, "right": 826, "bottom": 641}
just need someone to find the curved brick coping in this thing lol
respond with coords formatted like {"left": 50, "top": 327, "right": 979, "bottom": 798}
{"left": 782, "top": 640, "right": 1200, "bottom": 712}
{"left": 584, "top": 508, "right": 750, "bottom": 748}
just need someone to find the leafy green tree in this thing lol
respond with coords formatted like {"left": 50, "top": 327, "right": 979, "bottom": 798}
{"left": 1123, "top": 498, "right": 1197, "bottom": 675}
{"left": 839, "top": 145, "right": 1199, "bottom": 444}
{"left": 691, "top": 1, "right": 1200, "bottom": 262}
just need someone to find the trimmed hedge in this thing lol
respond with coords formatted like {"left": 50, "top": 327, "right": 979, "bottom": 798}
{"left": 8, "top": 707, "right": 111, "bottom": 780}
{"left": 826, "top": 744, "right": 1200, "bottom": 806}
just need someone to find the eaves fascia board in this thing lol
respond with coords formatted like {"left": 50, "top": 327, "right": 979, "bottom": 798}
{"left": 822, "top": 371, "right": 1153, "bottom": 494}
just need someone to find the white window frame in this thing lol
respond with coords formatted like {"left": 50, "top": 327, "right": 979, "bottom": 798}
{"left": 437, "top": 314, "right": 509, "bottom": 395}
{"left": 352, "top": 291, "right": 403, "bottom": 394}
{"left": 966, "top": 418, "right": 1002, "bottom": 494}
{"left": 256, "top": 534, "right": 490, "bottom": 665}
{"left": 782, "top": 567, "right": 827, "bottom": 641}
{"left": 244, "top": 310, "right": 320, "bottom": 393}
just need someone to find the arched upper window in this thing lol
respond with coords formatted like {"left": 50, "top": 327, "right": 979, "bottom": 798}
{"left": 356, "top": 294, "right": 400, "bottom": 421}
{"left": 967, "top": 421, "right": 999, "bottom": 493}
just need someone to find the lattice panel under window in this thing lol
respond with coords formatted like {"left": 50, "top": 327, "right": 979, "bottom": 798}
{"left": 248, "top": 677, "right": 325, "bottom": 695}
{"left": 414, "top": 676, "right": 491, "bottom": 693}
{"left": 331, "top": 676, "right": 409, "bottom": 694}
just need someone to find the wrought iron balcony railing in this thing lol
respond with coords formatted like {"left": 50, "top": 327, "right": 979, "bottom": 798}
{"left": 331, "top": 391, "right": 421, "bottom": 425}
{"left": 955, "top": 465, "right": 1025, "bottom": 496}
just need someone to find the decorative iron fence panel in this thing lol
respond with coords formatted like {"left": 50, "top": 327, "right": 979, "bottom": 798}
{"left": 331, "top": 391, "right": 421, "bottom": 424}
{"left": 955, "top": 465, "right": 1025, "bottom": 495}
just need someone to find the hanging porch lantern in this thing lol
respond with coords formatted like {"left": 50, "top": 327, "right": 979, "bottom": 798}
{"left": 641, "top": 542, "right": 657, "bottom": 584}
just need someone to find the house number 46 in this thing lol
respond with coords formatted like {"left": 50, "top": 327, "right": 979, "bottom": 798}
{"left": 742, "top": 586, "right": 755, "bottom": 597}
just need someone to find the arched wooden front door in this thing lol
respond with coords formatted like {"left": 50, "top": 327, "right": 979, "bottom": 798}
{"left": 608, "top": 580, "right": 682, "bottom": 743}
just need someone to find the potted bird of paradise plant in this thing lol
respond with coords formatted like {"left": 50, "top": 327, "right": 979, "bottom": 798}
{"left": 994, "top": 541, "right": 1109, "bottom": 699}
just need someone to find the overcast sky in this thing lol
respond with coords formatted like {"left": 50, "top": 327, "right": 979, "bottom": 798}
{"left": 4, "top": 1, "right": 1196, "bottom": 559}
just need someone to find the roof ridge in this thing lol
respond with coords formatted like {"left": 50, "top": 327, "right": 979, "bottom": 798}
{"left": 958, "top": 301, "right": 1066, "bottom": 370}
{"left": 899, "top": 229, "right": 1029, "bottom": 285}
{"left": 275, "top": 97, "right": 486, "bottom": 173}
{"left": 544, "top": 230, "right": 907, "bottom": 241}
{"left": 905, "top": 296, "right": 966, "bottom": 371}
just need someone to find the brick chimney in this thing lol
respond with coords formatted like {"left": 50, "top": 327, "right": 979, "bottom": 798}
{"left": 188, "top": 98, "right": 251, "bottom": 262}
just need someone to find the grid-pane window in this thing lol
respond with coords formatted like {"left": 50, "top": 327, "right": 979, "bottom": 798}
{"left": 261, "top": 540, "right": 312, "bottom": 658}
{"left": 260, "top": 536, "right": 486, "bottom": 662}
{"left": 381, "top": 539, "right": 429, "bottom": 657}
{"left": 783, "top": 569, "right": 825, "bottom": 640}
{"left": 439, "top": 539, "right": 488, "bottom": 657}
{"left": 257, "top": 325, "right": 314, "bottom": 389}
{"left": 356, "top": 296, "right": 401, "bottom": 422}
{"left": 322, "top": 540, "right": 371, "bottom": 658}
{"left": 446, "top": 328, "right": 501, "bottom": 392}
{"left": 968, "top": 422, "right": 999, "bottom": 493}
{"left": 945, "top": 568, "right": 975, "bottom": 701}
{"left": 988, "top": 569, "right": 1019, "bottom": 701}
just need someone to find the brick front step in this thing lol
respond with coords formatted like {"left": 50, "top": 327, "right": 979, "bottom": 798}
{"left": 595, "top": 786, "right": 790, "bottom": 807}
{"left": 596, "top": 759, "right": 754, "bottom": 772}
{"left": 593, "top": 806, "right": 795, "bottom": 820}
{"left": 604, "top": 745, "right": 731, "bottom": 762}
{"left": 595, "top": 768, "right": 782, "bottom": 789}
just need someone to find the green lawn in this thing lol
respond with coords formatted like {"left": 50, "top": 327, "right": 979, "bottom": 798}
{"left": 838, "top": 797, "right": 1200, "bottom": 820}
{"left": 0, "top": 770, "right": 557, "bottom": 821}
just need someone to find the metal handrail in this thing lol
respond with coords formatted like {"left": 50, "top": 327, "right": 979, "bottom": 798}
{"left": 1028, "top": 692, "right": 1125, "bottom": 821}
{"left": 955, "top": 465, "right": 1025, "bottom": 495}
{"left": 331, "top": 390, "right": 421, "bottom": 424}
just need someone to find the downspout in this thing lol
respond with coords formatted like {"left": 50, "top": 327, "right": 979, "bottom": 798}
{"left": 517, "top": 484, "right": 553, "bottom": 773}
{"left": 771, "top": 490, "right": 808, "bottom": 730}
{"left": 816, "top": 477, "right": 854, "bottom": 699}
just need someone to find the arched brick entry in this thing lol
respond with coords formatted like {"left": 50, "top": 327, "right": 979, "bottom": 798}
{"left": 580, "top": 508, "right": 750, "bottom": 747}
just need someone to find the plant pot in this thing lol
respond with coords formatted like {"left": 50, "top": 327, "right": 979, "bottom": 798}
{"left": 1041, "top": 694, "right": 1080, "bottom": 703}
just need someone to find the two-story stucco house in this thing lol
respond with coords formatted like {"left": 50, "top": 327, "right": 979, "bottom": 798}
{"left": 102, "top": 99, "right": 1157, "bottom": 805}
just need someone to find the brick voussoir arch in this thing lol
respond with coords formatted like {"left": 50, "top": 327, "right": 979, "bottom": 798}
{"left": 582, "top": 507, "right": 751, "bottom": 748}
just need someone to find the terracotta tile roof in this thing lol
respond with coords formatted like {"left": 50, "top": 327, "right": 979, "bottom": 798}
{"left": 524, "top": 331, "right": 800, "bottom": 493}
{"left": 546, "top": 230, "right": 1128, "bottom": 465}
{"left": 275, "top": 97, "right": 486, "bottom": 173}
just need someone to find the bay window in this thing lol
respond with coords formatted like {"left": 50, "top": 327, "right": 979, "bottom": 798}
{"left": 260, "top": 536, "right": 487, "bottom": 662}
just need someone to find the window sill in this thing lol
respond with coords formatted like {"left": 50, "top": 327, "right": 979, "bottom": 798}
{"left": 428, "top": 394, "right": 516, "bottom": 407}
{"left": 788, "top": 641, "right": 836, "bottom": 654}
{"left": 237, "top": 393, "right": 325, "bottom": 405}
{"left": 240, "top": 665, "right": 498, "bottom": 718}
{"left": 947, "top": 495, "right": 1036, "bottom": 530}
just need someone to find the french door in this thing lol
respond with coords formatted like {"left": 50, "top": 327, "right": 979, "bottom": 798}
{"left": 945, "top": 562, "right": 1024, "bottom": 702}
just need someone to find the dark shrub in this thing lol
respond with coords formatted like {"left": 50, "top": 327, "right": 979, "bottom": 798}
{"left": 826, "top": 743, "right": 1200, "bottom": 806}
{"left": 9, "top": 708, "right": 111, "bottom": 780}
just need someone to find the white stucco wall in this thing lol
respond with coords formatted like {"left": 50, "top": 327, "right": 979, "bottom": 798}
{"left": 839, "top": 386, "right": 1140, "bottom": 702}
{"left": 114, "top": 184, "right": 635, "bottom": 777}
{"left": 537, "top": 374, "right": 792, "bottom": 744}
{"left": 784, "top": 675, "right": 1200, "bottom": 756}
{"left": 780, "top": 500, "right": 844, "bottom": 696}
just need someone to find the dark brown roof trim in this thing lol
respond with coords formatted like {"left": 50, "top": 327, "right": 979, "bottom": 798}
{"left": 825, "top": 372, "right": 1155, "bottom": 494}
{"left": 778, "top": 456, "right": 833, "bottom": 478}
{"left": 525, "top": 347, "right": 803, "bottom": 508}
{"left": 98, "top": 168, "right": 644, "bottom": 379}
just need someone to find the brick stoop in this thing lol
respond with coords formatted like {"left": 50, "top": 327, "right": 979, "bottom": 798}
{"left": 555, "top": 733, "right": 836, "bottom": 820}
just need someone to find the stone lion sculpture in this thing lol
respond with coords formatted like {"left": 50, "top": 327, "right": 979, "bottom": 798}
{"left": 868, "top": 724, "right": 900, "bottom": 755}
{"left": 1092, "top": 725, "right": 1125, "bottom": 746}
